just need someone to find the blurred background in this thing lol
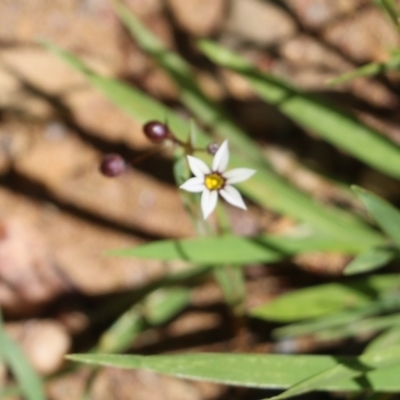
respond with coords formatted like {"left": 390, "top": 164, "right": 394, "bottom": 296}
{"left": 1, "top": 0, "right": 400, "bottom": 399}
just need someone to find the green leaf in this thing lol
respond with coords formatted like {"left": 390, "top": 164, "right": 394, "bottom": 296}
{"left": 198, "top": 40, "right": 400, "bottom": 181}
{"left": 354, "top": 186, "right": 400, "bottom": 247}
{"left": 98, "top": 307, "right": 145, "bottom": 353}
{"left": 272, "top": 303, "right": 387, "bottom": 339}
{"left": 98, "top": 287, "right": 189, "bottom": 353}
{"left": 250, "top": 274, "right": 400, "bottom": 322}
{"left": 144, "top": 287, "right": 190, "bottom": 325}
{"left": 273, "top": 293, "right": 400, "bottom": 339}
{"left": 327, "top": 54, "right": 400, "bottom": 86}
{"left": 0, "top": 330, "right": 46, "bottom": 400}
{"left": 109, "top": 233, "right": 358, "bottom": 265}
{"left": 344, "top": 246, "right": 396, "bottom": 275}
{"left": 214, "top": 265, "right": 246, "bottom": 315}
{"left": 316, "top": 314, "right": 400, "bottom": 342}
{"left": 66, "top": 350, "right": 400, "bottom": 393}
{"left": 267, "top": 344, "right": 400, "bottom": 399}
{"left": 96, "top": 265, "right": 209, "bottom": 353}
{"left": 365, "top": 325, "right": 400, "bottom": 353}
{"left": 372, "top": 0, "right": 400, "bottom": 29}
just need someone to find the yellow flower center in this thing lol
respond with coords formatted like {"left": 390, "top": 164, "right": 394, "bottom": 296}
{"left": 205, "top": 173, "right": 225, "bottom": 191}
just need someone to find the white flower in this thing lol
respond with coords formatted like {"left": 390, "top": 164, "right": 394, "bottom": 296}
{"left": 180, "top": 140, "right": 256, "bottom": 219}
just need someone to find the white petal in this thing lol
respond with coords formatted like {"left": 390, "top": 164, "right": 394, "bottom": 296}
{"left": 201, "top": 189, "right": 218, "bottom": 219}
{"left": 212, "top": 140, "right": 229, "bottom": 173}
{"left": 180, "top": 177, "right": 205, "bottom": 193}
{"left": 220, "top": 185, "right": 247, "bottom": 210}
{"left": 187, "top": 155, "right": 210, "bottom": 178}
{"left": 224, "top": 168, "right": 256, "bottom": 184}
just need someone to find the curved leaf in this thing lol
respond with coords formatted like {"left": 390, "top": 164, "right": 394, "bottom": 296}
{"left": 109, "top": 233, "right": 356, "bottom": 264}
{"left": 67, "top": 351, "right": 400, "bottom": 393}
{"left": 354, "top": 186, "right": 400, "bottom": 247}
{"left": 251, "top": 274, "right": 400, "bottom": 322}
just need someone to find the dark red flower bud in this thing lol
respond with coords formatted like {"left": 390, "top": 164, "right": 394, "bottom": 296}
{"left": 207, "top": 142, "right": 219, "bottom": 155}
{"left": 143, "top": 121, "right": 171, "bottom": 143}
{"left": 99, "top": 154, "right": 127, "bottom": 177}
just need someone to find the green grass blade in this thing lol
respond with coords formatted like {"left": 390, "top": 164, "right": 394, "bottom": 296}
{"left": 372, "top": 0, "right": 400, "bottom": 29}
{"left": 198, "top": 40, "right": 400, "bottom": 180}
{"left": 42, "top": 42, "right": 383, "bottom": 249}
{"left": 0, "top": 328, "right": 46, "bottom": 400}
{"left": 365, "top": 325, "right": 400, "bottom": 353}
{"left": 327, "top": 54, "right": 400, "bottom": 85}
{"left": 250, "top": 274, "right": 400, "bottom": 322}
{"left": 98, "top": 287, "right": 190, "bottom": 353}
{"left": 144, "top": 287, "right": 190, "bottom": 325}
{"left": 109, "top": 233, "right": 358, "bottom": 265}
{"left": 354, "top": 186, "right": 400, "bottom": 247}
{"left": 266, "top": 344, "right": 400, "bottom": 399}
{"left": 317, "top": 314, "right": 400, "bottom": 342}
{"left": 344, "top": 246, "right": 396, "bottom": 275}
{"left": 66, "top": 351, "right": 400, "bottom": 393}
{"left": 98, "top": 307, "right": 145, "bottom": 353}
{"left": 272, "top": 301, "right": 392, "bottom": 339}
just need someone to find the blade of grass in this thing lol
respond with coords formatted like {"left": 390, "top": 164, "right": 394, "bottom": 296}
{"left": 264, "top": 344, "right": 400, "bottom": 399}
{"left": 198, "top": 40, "right": 400, "bottom": 181}
{"left": 365, "top": 325, "right": 400, "bottom": 353}
{"left": 353, "top": 186, "right": 400, "bottom": 247}
{"left": 344, "top": 246, "right": 396, "bottom": 275}
{"left": 272, "top": 295, "right": 400, "bottom": 339}
{"left": 0, "top": 311, "right": 46, "bottom": 400}
{"left": 327, "top": 54, "right": 400, "bottom": 86}
{"left": 66, "top": 350, "right": 400, "bottom": 393}
{"left": 316, "top": 314, "right": 400, "bottom": 342}
{"left": 108, "top": 232, "right": 361, "bottom": 264}
{"left": 98, "top": 287, "right": 190, "bottom": 353}
{"left": 250, "top": 274, "right": 400, "bottom": 322}
{"left": 372, "top": 0, "right": 400, "bottom": 29}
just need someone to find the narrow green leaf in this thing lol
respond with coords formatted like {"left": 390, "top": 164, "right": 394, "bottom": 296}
{"left": 198, "top": 40, "right": 400, "bottom": 180}
{"left": 272, "top": 301, "right": 391, "bottom": 339}
{"left": 251, "top": 274, "right": 400, "bottom": 322}
{"left": 98, "top": 287, "right": 189, "bottom": 353}
{"left": 365, "top": 325, "right": 400, "bottom": 353}
{"left": 316, "top": 314, "right": 400, "bottom": 342}
{"left": 66, "top": 351, "right": 400, "bottom": 393}
{"left": 267, "top": 344, "right": 400, "bottom": 399}
{"left": 98, "top": 308, "right": 145, "bottom": 353}
{"left": 354, "top": 186, "right": 400, "bottom": 247}
{"left": 344, "top": 246, "right": 396, "bottom": 275}
{"left": 327, "top": 54, "right": 400, "bottom": 86}
{"left": 109, "top": 233, "right": 358, "bottom": 265}
{"left": 274, "top": 294, "right": 400, "bottom": 339}
{"left": 214, "top": 265, "right": 246, "bottom": 315}
{"left": 0, "top": 331, "right": 46, "bottom": 400}
{"left": 144, "top": 287, "right": 190, "bottom": 325}
{"left": 373, "top": 0, "right": 400, "bottom": 29}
